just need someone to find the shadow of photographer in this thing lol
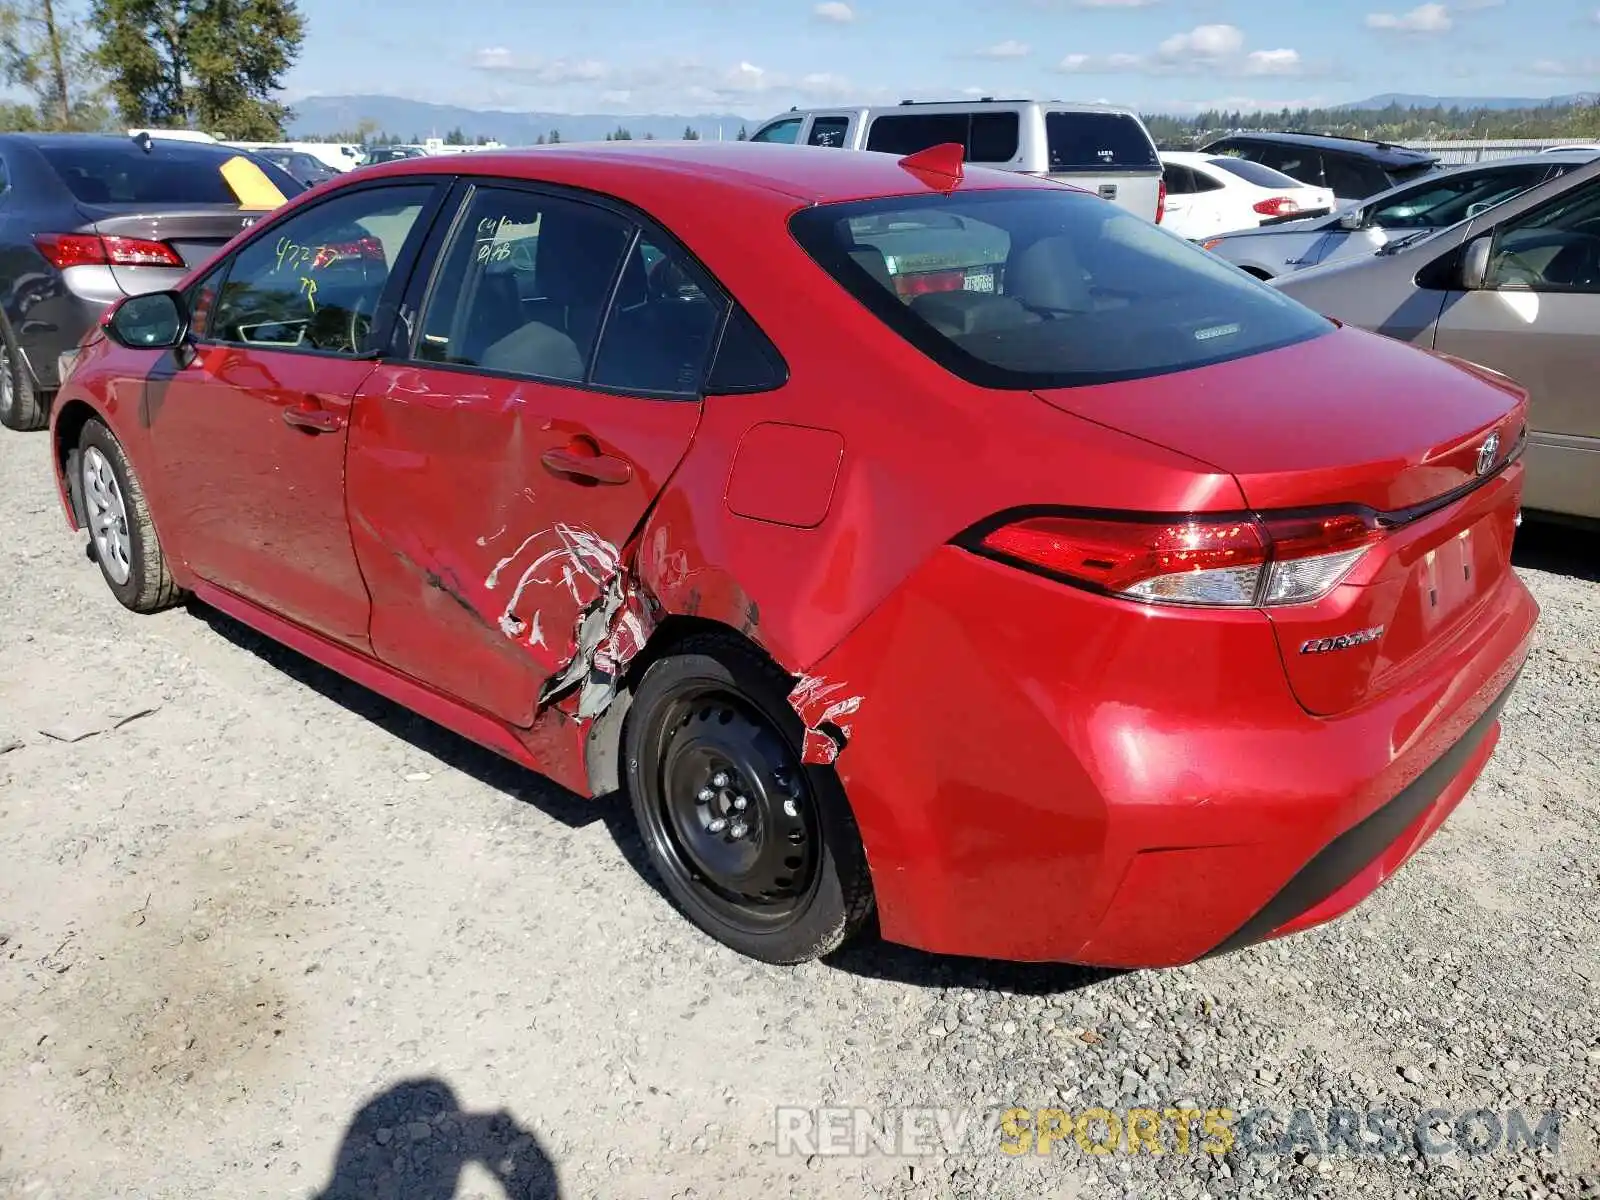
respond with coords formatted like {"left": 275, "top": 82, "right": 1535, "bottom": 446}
{"left": 311, "top": 1077, "right": 560, "bottom": 1199}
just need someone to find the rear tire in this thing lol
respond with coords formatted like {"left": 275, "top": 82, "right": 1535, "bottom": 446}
{"left": 0, "top": 321, "right": 47, "bottom": 432}
{"left": 78, "top": 418, "right": 181, "bottom": 613}
{"left": 623, "top": 633, "right": 875, "bottom": 965}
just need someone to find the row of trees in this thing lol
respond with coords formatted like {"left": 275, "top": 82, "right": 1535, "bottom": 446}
{"left": 1145, "top": 100, "right": 1600, "bottom": 148}
{"left": 0, "top": 0, "right": 303, "bottom": 138}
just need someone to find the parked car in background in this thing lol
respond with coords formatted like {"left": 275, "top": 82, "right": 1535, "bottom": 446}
{"left": 1202, "top": 150, "right": 1596, "bottom": 279}
{"left": 750, "top": 99, "right": 1166, "bottom": 222}
{"left": 252, "top": 146, "right": 341, "bottom": 188}
{"left": 1543, "top": 144, "right": 1600, "bottom": 154}
{"left": 227, "top": 141, "right": 365, "bottom": 174}
{"left": 362, "top": 145, "right": 430, "bottom": 166}
{"left": 1273, "top": 156, "right": 1600, "bottom": 522}
{"left": 47, "top": 140, "right": 1537, "bottom": 969}
{"left": 1200, "top": 131, "right": 1440, "bottom": 207}
{"left": 1158, "top": 151, "right": 1334, "bottom": 240}
{"left": 0, "top": 132, "right": 304, "bottom": 431}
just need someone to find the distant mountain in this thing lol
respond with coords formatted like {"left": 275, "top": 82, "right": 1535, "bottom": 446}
{"left": 1339, "top": 92, "right": 1598, "bottom": 111}
{"left": 286, "top": 94, "right": 755, "bottom": 145}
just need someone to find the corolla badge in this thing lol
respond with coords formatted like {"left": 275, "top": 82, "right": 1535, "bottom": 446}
{"left": 1476, "top": 432, "right": 1500, "bottom": 476}
{"left": 1300, "top": 626, "right": 1384, "bottom": 655}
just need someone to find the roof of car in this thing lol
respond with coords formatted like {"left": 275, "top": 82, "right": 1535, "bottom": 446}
{"left": 346, "top": 139, "right": 1061, "bottom": 205}
{"left": 0, "top": 132, "right": 245, "bottom": 155}
{"left": 1204, "top": 130, "right": 1438, "bottom": 166}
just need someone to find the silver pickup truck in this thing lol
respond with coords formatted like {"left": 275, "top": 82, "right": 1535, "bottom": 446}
{"left": 748, "top": 99, "right": 1166, "bottom": 224}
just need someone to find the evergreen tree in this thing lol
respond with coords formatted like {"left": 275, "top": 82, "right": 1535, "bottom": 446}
{"left": 90, "top": 0, "right": 305, "bottom": 137}
{"left": 0, "top": 0, "right": 108, "bottom": 129}
{"left": 682, "top": 124, "right": 699, "bottom": 140}
{"left": 736, "top": 124, "right": 748, "bottom": 140}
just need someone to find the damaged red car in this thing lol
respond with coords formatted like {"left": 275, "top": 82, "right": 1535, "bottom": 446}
{"left": 48, "top": 140, "right": 1538, "bottom": 968}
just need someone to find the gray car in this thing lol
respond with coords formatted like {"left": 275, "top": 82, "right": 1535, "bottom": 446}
{"left": 1204, "top": 151, "right": 1596, "bottom": 280}
{"left": 1272, "top": 155, "right": 1600, "bottom": 523}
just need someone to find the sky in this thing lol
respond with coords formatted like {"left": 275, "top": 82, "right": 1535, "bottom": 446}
{"left": 283, "top": 0, "right": 1600, "bottom": 117}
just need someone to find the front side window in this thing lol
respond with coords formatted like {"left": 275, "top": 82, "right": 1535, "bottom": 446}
{"left": 1485, "top": 178, "right": 1600, "bottom": 293}
{"left": 790, "top": 188, "right": 1332, "bottom": 389}
{"left": 416, "top": 186, "right": 632, "bottom": 382}
{"left": 210, "top": 184, "right": 435, "bottom": 355}
{"left": 751, "top": 118, "right": 803, "bottom": 144}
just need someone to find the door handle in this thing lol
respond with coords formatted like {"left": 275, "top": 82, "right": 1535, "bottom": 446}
{"left": 541, "top": 445, "right": 632, "bottom": 485}
{"left": 282, "top": 405, "right": 344, "bottom": 434}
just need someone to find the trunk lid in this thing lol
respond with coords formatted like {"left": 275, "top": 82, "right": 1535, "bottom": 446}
{"left": 76, "top": 203, "right": 261, "bottom": 293}
{"left": 1032, "top": 325, "right": 1530, "bottom": 716}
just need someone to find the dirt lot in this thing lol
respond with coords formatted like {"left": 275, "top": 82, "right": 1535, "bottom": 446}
{"left": 1, "top": 424, "right": 1597, "bottom": 1200}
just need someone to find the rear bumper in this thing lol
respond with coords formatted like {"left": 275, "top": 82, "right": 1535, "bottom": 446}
{"left": 810, "top": 545, "right": 1538, "bottom": 968}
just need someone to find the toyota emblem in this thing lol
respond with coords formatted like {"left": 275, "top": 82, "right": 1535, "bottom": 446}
{"left": 1476, "top": 433, "right": 1500, "bottom": 476}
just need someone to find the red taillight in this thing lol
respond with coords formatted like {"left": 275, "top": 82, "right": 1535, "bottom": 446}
{"left": 33, "top": 233, "right": 184, "bottom": 269}
{"left": 1252, "top": 197, "right": 1301, "bottom": 219}
{"left": 1156, "top": 178, "right": 1167, "bottom": 224}
{"left": 893, "top": 269, "right": 967, "bottom": 298}
{"left": 977, "top": 510, "right": 1384, "bottom": 608}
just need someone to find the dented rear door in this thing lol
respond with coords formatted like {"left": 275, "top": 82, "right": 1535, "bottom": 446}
{"left": 346, "top": 180, "right": 718, "bottom": 727}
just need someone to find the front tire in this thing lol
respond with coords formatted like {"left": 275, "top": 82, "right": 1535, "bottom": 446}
{"left": 624, "top": 633, "right": 875, "bottom": 965}
{"left": 78, "top": 418, "right": 181, "bottom": 613}
{"left": 0, "top": 321, "right": 47, "bottom": 431}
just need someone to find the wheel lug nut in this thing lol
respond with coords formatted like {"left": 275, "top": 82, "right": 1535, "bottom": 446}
{"left": 708, "top": 818, "right": 728, "bottom": 834}
{"left": 783, "top": 799, "right": 798, "bottom": 818}
{"left": 697, "top": 787, "right": 714, "bottom": 803}
{"left": 732, "top": 796, "right": 748, "bottom": 812}
{"left": 711, "top": 772, "right": 730, "bottom": 788}
{"left": 729, "top": 821, "right": 748, "bottom": 840}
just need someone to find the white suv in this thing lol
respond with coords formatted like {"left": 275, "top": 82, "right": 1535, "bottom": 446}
{"left": 749, "top": 99, "right": 1166, "bottom": 223}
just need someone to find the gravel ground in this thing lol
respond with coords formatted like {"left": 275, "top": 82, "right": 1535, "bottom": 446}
{"left": 1, "top": 424, "right": 1597, "bottom": 1200}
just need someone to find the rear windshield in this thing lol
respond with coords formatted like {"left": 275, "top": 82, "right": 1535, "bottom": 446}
{"left": 1046, "top": 112, "right": 1158, "bottom": 172}
{"left": 1207, "top": 156, "right": 1302, "bottom": 190}
{"left": 36, "top": 143, "right": 304, "bottom": 206}
{"left": 789, "top": 189, "right": 1331, "bottom": 389}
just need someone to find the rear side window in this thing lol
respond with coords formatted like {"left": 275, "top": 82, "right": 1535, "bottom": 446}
{"left": 416, "top": 187, "right": 632, "bottom": 382}
{"left": 35, "top": 143, "right": 304, "bottom": 206}
{"left": 1045, "top": 113, "right": 1158, "bottom": 172}
{"left": 789, "top": 189, "right": 1331, "bottom": 389}
{"left": 808, "top": 117, "right": 851, "bottom": 148}
{"left": 1322, "top": 154, "right": 1390, "bottom": 199}
{"left": 1207, "top": 157, "right": 1303, "bottom": 190}
{"left": 865, "top": 112, "right": 1020, "bottom": 163}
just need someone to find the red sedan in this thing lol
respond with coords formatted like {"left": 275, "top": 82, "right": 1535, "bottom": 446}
{"left": 45, "top": 140, "right": 1538, "bottom": 967}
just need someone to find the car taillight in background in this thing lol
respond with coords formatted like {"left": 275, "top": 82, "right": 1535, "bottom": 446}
{"left": 974, "top": 510, "right": 1385, "bottom": 608}
{"left": 1252, "top": 197, "right": 1302, "bottom": 219}
{"left": 33, "top": 233, "right": 185, "bottom": 269}
{"left": 1156, "top": 178, "right": 1167, "bottom": 224}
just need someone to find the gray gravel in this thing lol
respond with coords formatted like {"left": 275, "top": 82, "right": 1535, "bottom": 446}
{"left": 1, "top": 425, "right": 1596, "bottom": 1199}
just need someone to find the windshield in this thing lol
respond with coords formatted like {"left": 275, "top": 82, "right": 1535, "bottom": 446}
{"left": 38, "top": 143, "right": 304, "bottom": 206}
{"left": 790, "top": 189, "right": 1332, "bottom": 389}
{"left": 1367, "top": 164, "right": 1551, "bottom": 230}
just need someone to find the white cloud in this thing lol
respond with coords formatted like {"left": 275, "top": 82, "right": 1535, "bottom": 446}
{"left": 1055, "top": 24, "right": 1314, "bottom": 77}
{"left": 471, "top": 49, "right": 873, "bottom": 112}
{"left": 1365, "top": 4, "right": 1452, "bottom": 33}
{"left": 975, "top": 39, "right": 1031, "bottom": 58}
{"left": 1531, "top": 56, "right": 1600, "bottom": 76}
{"left": 813, "top": 1, "right": 855, "bottom": 22}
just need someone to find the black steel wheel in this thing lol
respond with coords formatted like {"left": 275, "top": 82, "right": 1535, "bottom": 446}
{"left": 624, "top": 633, "right": 874, "bottom": 964}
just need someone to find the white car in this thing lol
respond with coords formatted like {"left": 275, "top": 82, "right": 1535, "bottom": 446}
{"left": 1158, "top": 152, "right": 1336, "bottom": 241}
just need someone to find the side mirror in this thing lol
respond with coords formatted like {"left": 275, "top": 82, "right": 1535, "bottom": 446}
{"left": 1338, "top": 208, "right": 1364, "bottom": 231}
{"left": 1459, "top": 234, "right": 1494, "bottom": 291}
{"left": 106, "top": 290, "right": 188, "bottom": 350}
